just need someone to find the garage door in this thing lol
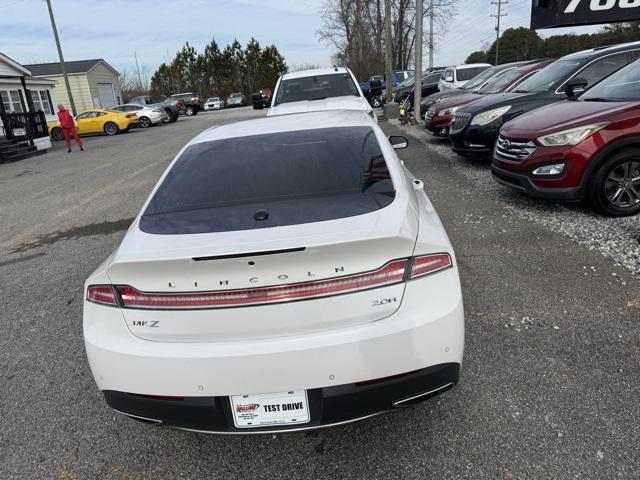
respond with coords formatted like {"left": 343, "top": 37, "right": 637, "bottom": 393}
{"left": 96, "top": 83, "right": 116, "bottom": 108}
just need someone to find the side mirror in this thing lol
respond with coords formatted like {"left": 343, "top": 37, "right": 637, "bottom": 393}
{"left": 412, "top": 179, "right": 424, "bottom": 190}
{"left": 389, "top": 135, "right": 408, "bottom": 149}
{"left": 564, "top": 77, "right": 588, "bottom": 97}
{"left": 444, "top": 75, "right": 454, "bottom": 83}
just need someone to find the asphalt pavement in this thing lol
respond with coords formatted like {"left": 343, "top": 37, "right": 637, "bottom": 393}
{"left": 0, "top": 108, "right": 638, "bottom": 480}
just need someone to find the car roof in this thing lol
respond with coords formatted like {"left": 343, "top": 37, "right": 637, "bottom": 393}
{"left": 280, "top": 67, "right": 352, "bottom": 80}
{"left": 455, "top": 63, "right": 492, "bottom": 69}
{"left": 191, "top": 110, "right": 374, "bottom": 144}
{"left": 561, "top": 40, "right": 640, "bottom": 60}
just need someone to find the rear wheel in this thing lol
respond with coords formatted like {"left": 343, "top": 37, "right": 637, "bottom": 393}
{"left": 104, "top": 122, "right": 119, "bottom": 136}
{"left": 51, "top": 126, "right": 64, "bottom": 141}
{"left": 588, "top": 149, "right": 640, "bottom": 217}
{"left": 185, "top": 106, "right": 195, "bottom": 116}
{"left": 138, "top": 116, "right": 152, "bottom": 128}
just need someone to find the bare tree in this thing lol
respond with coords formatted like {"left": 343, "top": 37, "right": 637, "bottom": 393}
{"left": 318, "top": 0, "right": 457, "bottom": 79}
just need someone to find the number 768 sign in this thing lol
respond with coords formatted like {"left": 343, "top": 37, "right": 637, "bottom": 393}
{"left": 531, "top": 0, "right": 640, "bottom": 29}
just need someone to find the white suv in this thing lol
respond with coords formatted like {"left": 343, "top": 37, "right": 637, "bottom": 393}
{"left": 438, "top": 63, "right": 492, "bottom": 92}
{"left": 268, "top": 67, "right": 376, "bottom": 120}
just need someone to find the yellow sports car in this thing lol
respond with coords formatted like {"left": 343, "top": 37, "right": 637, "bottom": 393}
{"left": 48, "top": 109, "right": 138, "bottom": 140}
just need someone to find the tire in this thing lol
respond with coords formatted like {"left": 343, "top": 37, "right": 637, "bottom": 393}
{"left": 51, "top": 126, "right": 64, "bottom": 141}
{"left": 104, "top": 122, "right": 119, "bottom": 136}
{"left": 138, "top": 116, "right": 152, "bottom": 128}
{"left": 371, "top": 96, "right": 382, "bottom": 108}
{"left": 253, "top": 103, "right": 264, "bottom": 110}
{"left": 587, "top": 148, "right": 640, "bottom": 217}
{"left": 399, "top": 95, "right": 412, "bottom": 111}
{"left": 170, "top": 114, "right": 179, "bottom": 123}
{"left": 185, "top": 106, "right": 195, "bottom": 116}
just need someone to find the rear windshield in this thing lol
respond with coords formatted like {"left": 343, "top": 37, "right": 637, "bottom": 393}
{"left": 140, "top": 127, "right": 395, "bottom": 234}
{"left": 457, "top": 66, "right": 490, "bottom": 82}
{"left": 275, "top": 73, "right": 360, "bottom": 105}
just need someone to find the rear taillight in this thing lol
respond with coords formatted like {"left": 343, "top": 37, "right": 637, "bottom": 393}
{"left": 87, "top": 285, "right": 118, "bottom": 306}
{"left": 116, "top": 259, "right": 408, "bottom": 309}
{"left": 86, "top": 254, "right": 453, "bottom": 309}
{"left": 410, "top": 253, "right": 452, "bottom": 279}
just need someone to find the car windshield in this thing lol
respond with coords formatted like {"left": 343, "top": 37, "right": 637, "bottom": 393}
{"left": 458, "top": 66, "right": 490, "bottom": 83}
{"left": 513, "top": 60, "right": 581, "bottom": 93}
{"left": 230, "top": 93, "right": 241, "bottom": 97}
{"left": 581, "top": 60, "right": 640, "bottom": 102}
{"left": 208, "top": 98, "right": 219, "bottom": 102}
{"left": 275, "top": 73, "right": 360, "bottom": 105}
{"left": 460, "top": 67, "right": 495, "bottom": 90}
{"left": 478, "top": 66, "right": 531, "bottom": 94}
{"left": 141, "top": 127, "right": 395, "bottom": 234}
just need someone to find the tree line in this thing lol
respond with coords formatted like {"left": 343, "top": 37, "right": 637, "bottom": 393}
{"left": 146, "top": 38, "right": 288, "bottom": 101}
{"left": 465, "top": 22, "right": 640, "bottom": 65}
{"left": 319, "top": 0, "right": 457, "bottom": 82}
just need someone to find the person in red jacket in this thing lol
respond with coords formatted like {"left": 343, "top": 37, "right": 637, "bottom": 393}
{"left": 56, "top": 104, "right": 84, "bottom": 153}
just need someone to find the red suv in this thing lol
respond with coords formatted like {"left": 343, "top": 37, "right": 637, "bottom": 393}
{"left": 492, "top": 60, "right": 640, "bottom": 217}
{"left": 425, "top": 60, "right": 552, "bottom": 137}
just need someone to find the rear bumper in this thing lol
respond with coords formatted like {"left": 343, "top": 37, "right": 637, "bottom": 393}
{"left": 84, "top": 270, "right": 465, "bottom": 432}
{"left": 491, "top": 164, "right": 582, "bottom": 200}
{"left": 103, "top": 363, "right": 459, "bottom": 434}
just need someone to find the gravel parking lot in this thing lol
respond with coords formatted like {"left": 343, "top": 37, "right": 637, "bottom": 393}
{"left": 1, "top": 108, "right": 638, "bottom": 480}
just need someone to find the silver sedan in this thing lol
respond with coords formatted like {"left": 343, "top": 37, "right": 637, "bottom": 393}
{"left": 112, "top": 104, "right": 169, "bottom": 128}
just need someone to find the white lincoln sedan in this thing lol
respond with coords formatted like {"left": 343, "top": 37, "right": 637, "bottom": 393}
{"left": 83, "top": 110, "right": 464, "bottom": 434}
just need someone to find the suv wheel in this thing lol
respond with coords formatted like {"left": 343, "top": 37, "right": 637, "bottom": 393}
{"left": 588, "top": 149, "right": 640, "bottom": 216}
{"left": 185, "top": 106, "right": 195, "bottom": 116}
{"left": 399, "top": 95, "right": 412, "bottom": 110}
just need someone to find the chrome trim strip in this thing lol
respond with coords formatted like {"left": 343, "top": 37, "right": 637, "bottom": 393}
{"left": 112, "top": 408, "right": 163, "bottom": 425}
{"left": 392, "top": 382, "right": 455, "bottom": 407}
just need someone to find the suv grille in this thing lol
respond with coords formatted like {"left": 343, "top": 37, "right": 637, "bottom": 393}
{"left": 495, "top": 135, "right": 537, "bottom": 162}
{"left": 451, "top": 112, "right": 471, "bottom": 132}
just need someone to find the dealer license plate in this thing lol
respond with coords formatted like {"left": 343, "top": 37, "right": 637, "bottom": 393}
{"left": 230, "top": 390, "right": 310, "bottom": 428}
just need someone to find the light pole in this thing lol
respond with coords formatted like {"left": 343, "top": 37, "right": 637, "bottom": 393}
{"left": 414, "top": 0, "right": 423, "bottom": 123}
{"left": 45, "top": 0, "right": 76, "bottom": 115}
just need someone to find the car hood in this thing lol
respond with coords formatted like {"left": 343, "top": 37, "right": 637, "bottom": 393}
{"left": 432, "top": 93, "right": 484, "bottom": 113}
{"left": 422, "top": 89, "right": 469, "bottom": 109}
{"left": 458, "top": 92, "right": 533, "bottom": 114}
{"left": 502, "top": 100, "right": 637, "bottom": 136}
{"left": 268, "top": 96, "right": 369, "bottom": 116}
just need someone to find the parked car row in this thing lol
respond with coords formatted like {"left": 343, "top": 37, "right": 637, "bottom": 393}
{"left": 420, "top": 41, "right": 640, "bottom": 217}
{"left": 47, "top": 89, "right": 260, "bottom": 142}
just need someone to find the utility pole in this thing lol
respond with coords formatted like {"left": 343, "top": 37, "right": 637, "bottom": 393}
{"left": 491, "top": 0, "right": 508, "bottom": 65}
{"left": 428, "top": 1, "right": 434, "bottom": 70}
{"left": 45, "top": 0, "right": 76, "bottom": 115}
{"left": 414, "top": 0, "right": 423, "bottom": 123}
{"left": 134, "top": 52, "right": 143, "bottom": 91}
{"left": 384, "top": 0, "right": 393, "bottom": 105}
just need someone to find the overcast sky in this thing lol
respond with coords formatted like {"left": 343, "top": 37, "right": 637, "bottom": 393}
{"left": 0, "top": 0, "right": 601, "bottom": 77}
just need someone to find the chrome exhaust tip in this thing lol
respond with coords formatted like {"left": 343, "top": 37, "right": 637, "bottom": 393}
{"left": 392, "top": 382, "right": 455, "bottom": 408}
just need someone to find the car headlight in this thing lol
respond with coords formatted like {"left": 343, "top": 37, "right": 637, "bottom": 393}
{"left": 470, "top": 106, "right": 512, "bottom": 126}
{"left": 537, "top": 123, "right": 609, "bottom": 147}
{"left": 439, "top": 106, "right": 458, "bottom": 117}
